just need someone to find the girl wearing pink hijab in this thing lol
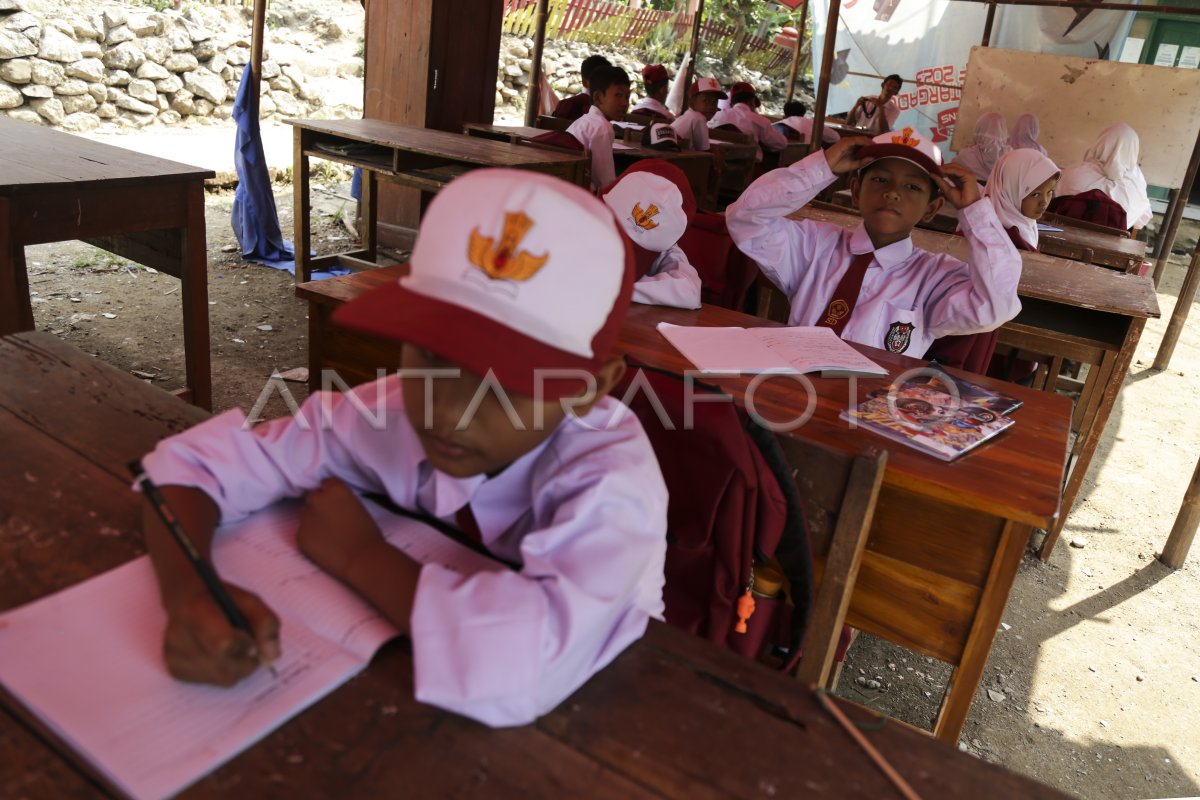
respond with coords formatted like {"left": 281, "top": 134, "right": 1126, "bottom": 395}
{"left": 954, "top": 112, "right": 1012, "bottom": 182}
{"left": 984, "top": 149, "right": 1060, "bottom": 252}
{"left": 1009, "top": 113, "right": 1047, "bottom": 155}
{"left": 1055, "top": 123, "right": 1153, "bottom": 232}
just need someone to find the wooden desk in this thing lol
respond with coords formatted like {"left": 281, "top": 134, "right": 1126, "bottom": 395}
{"left": 0, "top": 117, "right": 214, "bottom": 409}
{"left": 294, "top": 267, "right": 1072, "bottom": 744}
{"left": 829, "top": 190, "right": 1147, "bottom": 271}
{"left": 0, "top": 330, "right": 1069, "bottom": 799}
{"left": 787, "top": 204, "right": 1160, "bottom": 554}
{"left": 289, "top": 119, "right": 589, "bottom": 282}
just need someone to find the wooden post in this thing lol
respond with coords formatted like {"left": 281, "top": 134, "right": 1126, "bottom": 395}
{"left": 1154, "top": 244, "right": 1200, "bottom": 370}
{"left": 1153, "top": 189, "right": 1180, "bottom": 285}
{"left": 684, "top": 0, "right": 705, "bottom": 95}
{"left": 524, "top": 0, "right": 550, "bottom": 126}
{"left": 980, "top": 0, "right": 996, "bottom": 45}
{"left": 250, "top": 0, "right": 266, "bottom": 90}
{"left": 785, "top": 1, "right": 808, "bottom": 104}
{"left": 808, "top": 0, "right": 843, "bottom": 156}
{"left": 1161, "top": 455, "right": 1200, "bottom": 568}
{"left": 1152, "top": 127, "right": 1200, "bottom": 286}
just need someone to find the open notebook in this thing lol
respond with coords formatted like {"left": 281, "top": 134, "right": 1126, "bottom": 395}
{"left": 0, "top": 501, "right": 500, "bottom": 800}
{"left": 658, "top": 322, "right": 887, "bottom": 378}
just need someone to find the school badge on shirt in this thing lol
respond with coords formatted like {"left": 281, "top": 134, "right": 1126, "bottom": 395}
{"left": 885, "top": 321, "right": 914, "bottom": 353}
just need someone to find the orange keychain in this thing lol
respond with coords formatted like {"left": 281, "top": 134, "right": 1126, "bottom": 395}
{"left": 734, "top": 588, "right": 756, "bottom": 634}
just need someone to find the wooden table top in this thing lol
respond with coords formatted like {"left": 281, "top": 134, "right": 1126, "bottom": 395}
{"left": 287, "top": 118, "right": 588, "bottom": 167}
{"left": 789, "top": 204, "right": 1160, "bottom": 318}
{"left": 0, "top": 117, "right": 213, "bottom": 193}
{"left": 0, "top": 328, "right": 1070, "bottom": 800}
{"left": 618, "top": 302, "right": 1071, "bottom": 529}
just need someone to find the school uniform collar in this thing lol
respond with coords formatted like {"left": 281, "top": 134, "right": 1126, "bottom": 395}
{"left": 849, "top": 223, "right": 913, "bottom": 267}
{"left": 586, "top": 104, "right": 607, "bottom": 123}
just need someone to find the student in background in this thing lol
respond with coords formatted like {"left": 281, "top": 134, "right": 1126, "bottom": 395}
{"left": 953, "top": 112, "right": 1011, "bottom": 183}
{"left": 845, "top": 74, "right": 902, "bottom": 135}
{"left": 552, "top": 54, "right": 612, "bottom": 121}
{"left": 774, "top": 100, "right": 840, "bottom": 147}
{"left": 983, "top": 149, "right": 1060, "bottom": 252}
{"left": 1054, "top": 122, "right": 1153, "bottom": 233}
{"left": 631, "top": 64, "right": 675, "bottom": 121}
{"left": 602, "top": 159, "right": 702, "bottom": 309}
{"left": 137, "top": 169, "right": 668, "bottom": 728}
{"left": 1009, "top": 112, "right": 1047, "bottom": 155}
{"left": 567, "top": 66, "right": 631, "bottom": 191}
{"left": 670, "top": 76, "right": 725, "bottom": 151}
{"left": 726, "top": 128, "right": 1021, "bottom": 357}
{"left": 710, "top": 82, "right": 788, "bottom": 163}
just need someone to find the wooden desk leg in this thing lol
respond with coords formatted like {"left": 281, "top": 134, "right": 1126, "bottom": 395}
{"left": 1042, "top": 318, "right": 1147, "bottom": 559}
{"left": 363, "top": 168, "right": 377, "bottom": 262}
{"left": 293, "top": 126, "right": 312, "bottom": 284}
{"left": 0, "top": 199, "right": 35, "bottom": 335}
{"left": 933, "top": 519, "right": 1030, "bottom": 744}
{"left": 180, "top": 182, "right": 212, "bottom": 410}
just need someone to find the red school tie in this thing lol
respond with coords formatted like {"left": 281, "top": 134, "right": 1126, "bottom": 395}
{"left": 455, "top": 504, "right": 483, "bottom": 545}
{"left": 815, "top": 251, "right": 874, "bottom": 337}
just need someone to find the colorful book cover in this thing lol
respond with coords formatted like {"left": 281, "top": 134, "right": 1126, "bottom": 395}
{"left": 840, "top": 375, "right": 1017, "bottom": 461}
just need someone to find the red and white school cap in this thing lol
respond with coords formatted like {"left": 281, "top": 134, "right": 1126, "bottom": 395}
{"left": 642, "top": 63, "right": 669, "bottom": 84}
{"left": 690, "top": 76, "right": 727, "bottom": 98}
{"left": 333, "top": 169, "right": 634, "bottom": 398}
{"left": 858, "top": 126, "right": 943, "bottom": 177}
{"left": 600, "top": 159, "right": 695, "bottom": 278}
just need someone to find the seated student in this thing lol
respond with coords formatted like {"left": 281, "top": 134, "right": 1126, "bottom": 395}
{"left": 670, "top": 76, "right": 725, "bottom": 151}
{"left": 845, "top": 74, "right": 903, "bottom": 135}
{"left": 1054, "top": 122, "right": 1152, "bottom": 233}
{"left": 566, "top": 65, "right": 631, "bottom": 191}
{"left": 137, "top": 169, "right": 668, "bottom": 728}
{"left": 983, "top": 149, "right": 1060, "bottom": 252}
{"left": 725, "top": 128, "right": 1022, "bottom": 357}
{"left": 552, "top": 54, "right": 612, "bottom": 121}
{"left": 1009, "top": 112, "right": 1047, "bottom": 156}
{"left": 774, "top": 100, "right": 840, "bottom": 147}
{"left": 601, "top": 159, "right": 702, "bottom": 309}
{"left": 953, "top": 112, "right": 1011, "bottom": 183}
{"left": 709, "top": 82, "right": 788, "bottom": 163}
{"left": 631, "top": 64, "right": 675, "bottom": 121}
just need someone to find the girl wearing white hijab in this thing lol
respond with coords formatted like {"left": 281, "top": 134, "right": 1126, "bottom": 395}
{"left": 1009, "top": 113, "right": 1047, "bottom": 155}
{"left": 984, "top": 149, "right": 1060, "bottom": 252}
{"left": 1055, "top": 123, "right": 1153, "bottom": 231}
{"left": 954, "top": 112, "right": 1011, "bottom": 182}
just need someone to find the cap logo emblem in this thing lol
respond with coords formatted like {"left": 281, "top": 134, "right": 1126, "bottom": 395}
{"left": 892, "top": 127, "right": 919, "bottom": 148}
{"left": 467, "top": 211, "right": 549, "bottom": 282}
{"left": 631, "top": 202, "right": 660, "bottom": 232}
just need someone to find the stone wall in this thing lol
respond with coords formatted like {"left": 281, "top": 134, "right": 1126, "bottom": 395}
{"left": 0, "top": 0, "right": 327, "bottom": 133}
{"left": 495, "top": 34, "right": 813, "bottom": 119}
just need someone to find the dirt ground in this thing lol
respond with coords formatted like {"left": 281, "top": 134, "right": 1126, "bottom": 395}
{"left": 22, "top": 165, "right": 1200, "bottom": 798}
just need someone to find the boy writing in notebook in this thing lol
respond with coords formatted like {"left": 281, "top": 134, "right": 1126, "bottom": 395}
{"left": 726, "top": 128, "right": 1021, "bottom": 357}
{"left": 139, "top": 170, "right": 668, "bottom": 727}
{"left": 566, "top": 65, "right": 631, "bottom": 191}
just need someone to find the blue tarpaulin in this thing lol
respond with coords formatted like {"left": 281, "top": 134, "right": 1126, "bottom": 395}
{"left": 231, "top": 65, "right": 345, "bottom": 279}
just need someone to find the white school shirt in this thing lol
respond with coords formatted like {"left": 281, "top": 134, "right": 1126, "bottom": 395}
{"left": 845, "top": 96, "right": 899, "bottom": 135}
{"left": 709, "top": 103, "right": 788, "bottom": 162}
{"left": 633, "top": 244, "right": 702, "bottom": 309}
{"left": 567, "top": 105, "right": 617, "bottom": 190}
{"left": 671, "top": 108, "right": 711, "bottom": 151}
{"left": 778, "top": 116, "right": 840, "bottom": 146}
{"left": 141, "top": 375, "right": 668, "bottom": 728}
{"left": 632, "top": 96, "right": 675, "bottom": 121}
{"left": 725, "top": 151, "right": 1022, "bottom": 357}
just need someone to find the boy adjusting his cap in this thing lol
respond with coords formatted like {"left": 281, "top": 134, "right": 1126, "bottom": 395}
{"left": 631, "top": 63, "right": 674, "bottom": 121}
{"left": 602, "top": 159, "right": 702, "bottom": 309}
{"left": 709, "top": 81, "right": 788, "bottom": 162}
{"left": 671, "top": 76, "right": 725, "bottom": 152}
{"left": 726, "top": 128, "right": 1021, "bottom": 358}
{"left": 138, "top": 170, "right": 668, "bottom": 727}
{"left": 567, "top": 65, "right": 631, "bottom": 190}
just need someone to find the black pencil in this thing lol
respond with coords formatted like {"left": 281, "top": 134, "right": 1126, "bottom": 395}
{"left": 128, "top": 459, "right": 278, "bottom": 679}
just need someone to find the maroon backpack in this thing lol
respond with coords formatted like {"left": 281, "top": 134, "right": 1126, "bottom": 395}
{"left": 1047, "top": 189, "right": 1128, "bottom": 231}
{"left": 612, "top": 364, "right": 815, "bottom": 661}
